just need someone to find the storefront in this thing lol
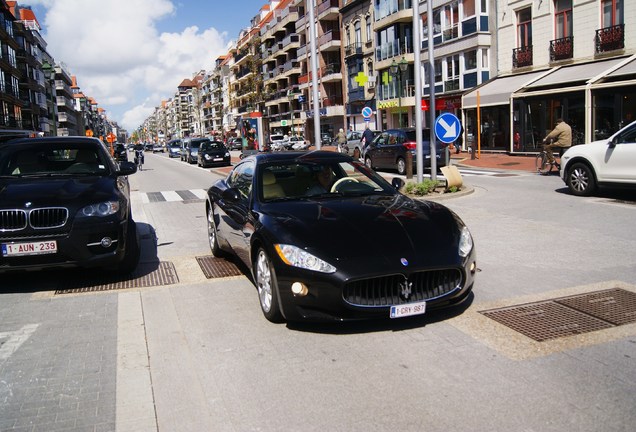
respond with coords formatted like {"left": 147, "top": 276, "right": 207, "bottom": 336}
{"left": 461, "top": 54, "right": 636, "bottom": 154}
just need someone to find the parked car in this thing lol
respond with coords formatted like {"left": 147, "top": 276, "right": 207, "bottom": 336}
{"left": 205, "top": 151, "right": 476, "bottom": 322}
{"left": 167, "top": 139, "right": 181, "bottom": 158}
{"left": 198, "top": 140, "right": 231, "bottom": 168}
{"left": 0, "top": 136, "right": 140, "bottom": 274}
{"left": 113, "top": 143, "right": 128, "bottom": 162}
{"left": 289, "top": 136, "right": 309, "bottom": 151}
{"left": 228, "top": 137, "right": 243, "bottom": 151}
{"left": 181, "top": 137, "right": 207, "bottom": 163}
{"left": 560, "top": 119, "right": 636, "bottom": 196}
{"left": 364, "top": 128, "right": 447, "bottom": 175}
{"left": 269, "top": 134, "right": 287, "bottom": 151}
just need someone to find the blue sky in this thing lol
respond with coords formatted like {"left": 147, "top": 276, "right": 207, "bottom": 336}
{"left": 19, "top": 0, "right": 270, "bottom": 132}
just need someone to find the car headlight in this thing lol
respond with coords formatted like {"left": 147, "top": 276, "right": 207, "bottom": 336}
{"left": 458, "top": 226, "right": 473, "bottom": 258}
{"left": 274, "top": 244, "right": 336, "bottom": 273}
{"left": 79, "top": 201, "right": 120, "bottom": 217}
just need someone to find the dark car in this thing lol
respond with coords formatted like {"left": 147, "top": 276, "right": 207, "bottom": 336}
{"left": 205, "top": 151, "right": 476, "bottom": 323}
{"left": 167, "top": 139, "right": 181, "bottom": 158}
{"left": 113, "top": 143, "right": 128, "bottom": 162}
{"left": 0, "top": 136, "right": 140, "bottom": 274}
{"left": 181, "top": 137, "right": 206, "bottom": 163}
{"left": 228, "top": 137, "right": 243, "bottom": 151}
{"left": 198, "top": 140, "right": 231, "bottom": 168}
{"left": 364, "top": 128, "right": 447, "bottom": 175}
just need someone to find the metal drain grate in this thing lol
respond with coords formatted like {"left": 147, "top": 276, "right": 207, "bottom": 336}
{"left": 55, "top": 261, "right": 179, "bottom": 294}
{"left": 556, "top": 288, "right": 636, "bottom": 326}
{"left": 480, "top": 288, "right": 636, "bottom": 341}
{"left": 196, "top": 255, "right": 243, "bottom": 279}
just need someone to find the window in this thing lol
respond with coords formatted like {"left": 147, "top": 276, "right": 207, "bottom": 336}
{"left": 555, "top": 0, "right": 572, "bottom": 38}
{"left": 517, "top": 8, "right": 532, "bottom": 47}
{"left": 465, "top": 50, "right": 477, "bottom": 70}
{"left": 602, "top": 0, "right": 623, "bottom": 27}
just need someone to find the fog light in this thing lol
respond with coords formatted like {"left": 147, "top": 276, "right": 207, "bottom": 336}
{"left": 291, "top": 282, "right": 308, "bottom": 296}
{"left": 100, "top": 237, "right": 113, "bottom": 248}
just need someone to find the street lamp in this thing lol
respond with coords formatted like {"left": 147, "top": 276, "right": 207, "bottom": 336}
{"left": 389, "top": 57, "right": 408, "bottom": 128}
{"left": 287, "top": 89, "right": 294, "bottom": 136}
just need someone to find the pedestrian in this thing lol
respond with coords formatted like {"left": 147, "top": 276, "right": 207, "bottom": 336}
{"left": 543, "top": 118, "right": 572, "bottom": 164}
{"left": 336, "top": 128, "right": 347, "bottom": 153}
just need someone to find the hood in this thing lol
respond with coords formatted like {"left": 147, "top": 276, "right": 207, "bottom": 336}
{"left": 260, "top": 194, "right": 461, "bottom": 270}
{"left": 0, "top": 176, "right": 118, "bottom": 209}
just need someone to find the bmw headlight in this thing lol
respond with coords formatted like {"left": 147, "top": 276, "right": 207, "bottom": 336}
{"left": 79, "top": 201, "right": 120, "bottom": 217}
{"left": 274, "top": 244, "right": 336, "bottom": 273}
{"left": 458, "top": 226, "right": 473, "bottom": 258}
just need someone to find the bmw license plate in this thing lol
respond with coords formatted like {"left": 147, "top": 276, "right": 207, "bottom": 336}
{"left": 1, "top": 240, "right": 57, "bottom": 257}
{"left": 390, "top": 301, "right": 426, "bottom": 319}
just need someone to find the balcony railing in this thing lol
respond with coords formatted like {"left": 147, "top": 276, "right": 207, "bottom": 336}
{"left": 596, "top": 24, "right": 624, "bottom": 53}
{"left": 512, "top": 45, "right": 533, "bottom": 68}
{"left": 550, "top": 36, "right": 573, "bottom": 61}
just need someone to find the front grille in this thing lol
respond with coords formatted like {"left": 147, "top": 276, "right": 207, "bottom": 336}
{"left": 30, "top": 207, "right": 68, "bottom": 229}
{"left": 0, "top": 210, "right": 27, "bottom": 231}
{"left": 343, "top": 268, "right": 462, "bottom": 307}
{"left": 0, "top": 208, "right": 68, "bottom": 231}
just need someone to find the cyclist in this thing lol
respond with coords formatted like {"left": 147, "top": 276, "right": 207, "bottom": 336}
{"left": 542, "top": 118, "right": 572, "bottom": 166}
{"left": 134, "top": 144, "right": 144, "bottom": 171}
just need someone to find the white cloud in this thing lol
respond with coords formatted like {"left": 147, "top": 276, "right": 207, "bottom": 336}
{"left": 19, "top": 0, "right": 230, "bottom": 132}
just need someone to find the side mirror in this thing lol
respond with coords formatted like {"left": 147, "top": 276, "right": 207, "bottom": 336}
{"left": 117, "top": 161, "right": 137, "bottom": 175}
{"left": 392, "top": 177, "right": 405, "bottom": 190}
{"left": 222, "top": 187, "right": 241, "bottom": 202}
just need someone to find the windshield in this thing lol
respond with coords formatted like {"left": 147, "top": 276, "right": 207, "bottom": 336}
{"left": 259, "top": 160, "right": 395, "bottom": 202}
{"left": 0, "top": 144, "right": 110, "bottom": 177}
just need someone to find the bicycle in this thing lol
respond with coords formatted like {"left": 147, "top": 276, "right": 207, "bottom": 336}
{"left": 535, "top": 143, "right": 565, "bottom": 175}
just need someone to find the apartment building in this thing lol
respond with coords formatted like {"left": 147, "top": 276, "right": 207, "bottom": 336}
{"left": 462, "top": 0, "right": 635, "bottom": 153}
{"left": 341, "top": 0, "right": 378, "bottom": 131}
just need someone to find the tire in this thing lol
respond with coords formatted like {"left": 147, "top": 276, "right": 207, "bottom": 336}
{"left": 207, "top": 207, "right": 225, "bottom": 257}
{"left": 396, "top": 157, "right": 406, "bottom": 176}
{"left": 567, "top": 162, "right": 596, "bottom": 196}
{"left": 536, "top": 152, "right": 551, "bottom": 175}
{"left": 254, "top": 248, "right": 283, "bottom": 323}
{"left": 118, "top": 218, "right": 140, "bottom": 275}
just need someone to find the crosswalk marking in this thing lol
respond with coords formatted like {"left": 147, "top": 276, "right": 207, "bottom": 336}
{"left": 141, "top": 189, "right": 207, "bottom": 203}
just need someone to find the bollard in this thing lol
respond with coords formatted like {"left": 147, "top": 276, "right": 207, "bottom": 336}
{"left": 405, "top": 150, "right": 413, "bottom": 179}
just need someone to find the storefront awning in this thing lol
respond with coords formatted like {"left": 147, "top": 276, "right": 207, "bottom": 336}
{"left": 462, "top": 71, "right": 547, "bottom": 109}
{"left": 523, "top": 57, "right": 625, "bottom": 90}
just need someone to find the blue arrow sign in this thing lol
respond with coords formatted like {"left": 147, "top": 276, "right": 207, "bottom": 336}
{"left": 361, "top": 107, "right": 373, "bottom": 119}
{"left": 434, "top": 113, "right": 461, "bottom": 144}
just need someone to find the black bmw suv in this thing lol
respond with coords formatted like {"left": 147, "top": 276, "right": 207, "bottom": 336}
{"left": 0, "top": 136, "right": 140, "bottom": 274}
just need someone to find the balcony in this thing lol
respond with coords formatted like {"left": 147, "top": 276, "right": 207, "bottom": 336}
{"left": 596, "top": 24, "right": 624, "bottom": 53}
{"left": 512, "top": 45, "right": 533, "bottom": 69}
{"left": 550, "top": 36, "right": 573, "bottom": 61}
{"left": 345, "top": 43, "right": 363, "bottom": 58}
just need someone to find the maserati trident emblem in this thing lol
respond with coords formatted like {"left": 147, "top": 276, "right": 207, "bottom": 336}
{"left": 399, "top": 278, "right": 412, "bottom": 300}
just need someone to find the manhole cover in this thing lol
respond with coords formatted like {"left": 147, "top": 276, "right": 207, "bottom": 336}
{"left": 55, "top": 261, "right": 179, "bottom": 294}
{"left": 480, "top": 288, "right": 636, "bottom": 341}
{"left": 556, "top": 288, "right": 636, "bottom": 326}
{"left": 196, "top": 255, "right": 243, "bottom": 279}
{"left": 480, "top": 301, "right": 613, "bottom": 342}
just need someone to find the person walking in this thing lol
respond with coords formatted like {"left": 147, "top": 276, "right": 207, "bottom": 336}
{"left": 336, "top": 128, "right": 347, "bottom": 153}
{"left": 543, "top": 118, "right": 572, "bottom": 164}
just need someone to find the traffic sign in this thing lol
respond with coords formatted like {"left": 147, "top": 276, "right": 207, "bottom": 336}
{"left": 106, "top": 133, "right": 116, "bottom": 143}
{"left": 361, "top": 107, "right": 373, "bottom": 120}
{"left": 434, "top": 113, "right": 461, "bottom": 144}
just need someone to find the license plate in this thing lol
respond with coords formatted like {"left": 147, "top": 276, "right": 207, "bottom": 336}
{"left": 1, "top": 240, "right": 58, "bottom": 257}
{"left": 390, "top": 301, "right": 426, "bottom": 319}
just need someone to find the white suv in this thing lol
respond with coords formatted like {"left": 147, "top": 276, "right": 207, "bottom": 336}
{"left": 560, "top": 120, "right": 636, "bottom": 196}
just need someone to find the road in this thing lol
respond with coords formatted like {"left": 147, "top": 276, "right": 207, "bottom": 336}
{"left": 1, "top": 150, "right": 635, "bottom": 432}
